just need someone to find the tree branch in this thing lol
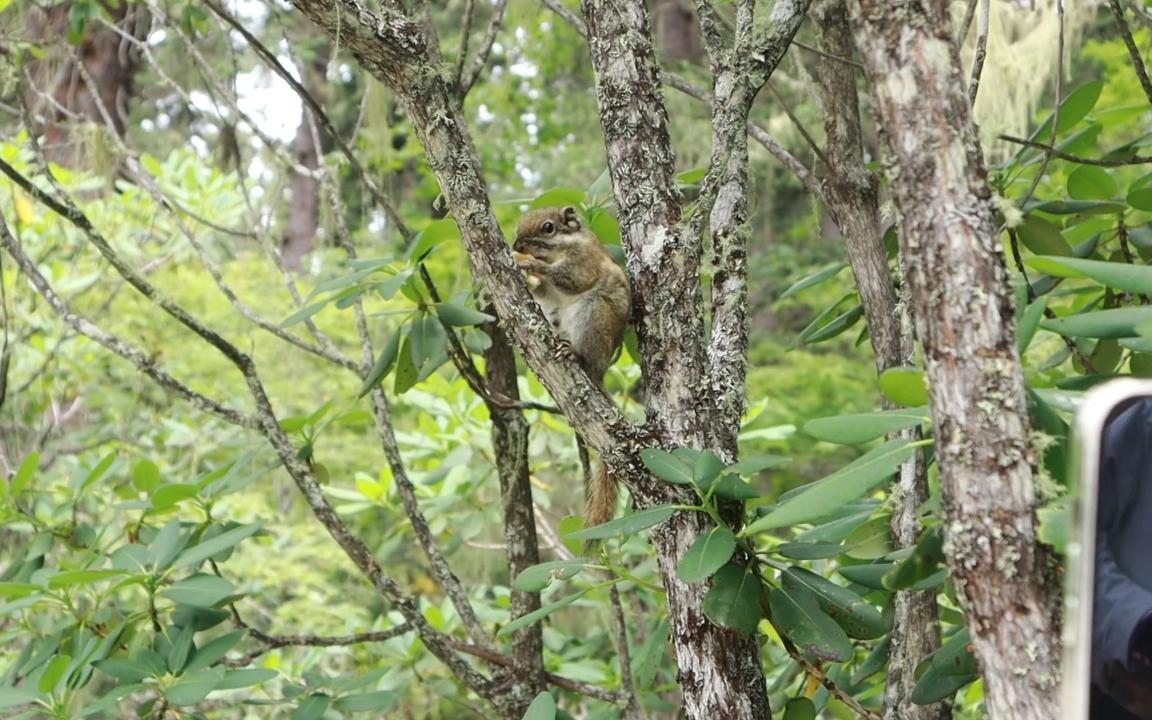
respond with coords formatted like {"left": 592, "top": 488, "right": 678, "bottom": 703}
{"left": 998, "top": 135, "right": 1152, "bottom": 166}
{"left": 458, "top": 0, "right": 510, "bottom": 96}
{"left": 967, "top": 0, "right": 989, "bottom": 107}
{"left": 1109, "top": 0, "right": 1152, "bottom": 107}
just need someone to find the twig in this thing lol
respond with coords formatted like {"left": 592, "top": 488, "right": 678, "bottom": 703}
{"left": 538, "top": 0, "right": 823, "bottom": 201}
{"left": 791, "top": 39, "right": 863, "bottom": 70}
{"left": 967, "top": 0, "right": 989, "bottom": 106}
{"left": 452, "top": 0, "right": 477, "bottom": 90}
{"left": 445, "top": 639, "right": 629, "bottom": 704}
{"left": 1117, "top": 218, "right": 1150, "bottom": 305}
{"left": 0, "top": 214, "right": 254, "bottom": 428}
{"left": 772, "top": 624, "right": 881, "bottom": 720}
{"left": 233, "top": 623, "right": 414, "bottom": 666}
{"left": 458, "top": 0, "right": 510, "bottom": 96}
{"left": 768, "top": 82, "right": 831, "bottom": 170}
{"left": 998, "top": 135, "right": 1152, "bottom": 166}
{"left": 956, "top": 0, "right": 979, "bottom": 44}
{"left": 1016, "top": 0, "right": 1064, "bottom": 214}
{"left": 608, "top": 583, "right": 643, "bottom": 719}
{"left": 1109, "top": 0, "right": 1152, "bottom": 107}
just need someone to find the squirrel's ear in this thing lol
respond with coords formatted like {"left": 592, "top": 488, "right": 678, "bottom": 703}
{"left": 562, "top": 206, "right": 582, "bottom": 231}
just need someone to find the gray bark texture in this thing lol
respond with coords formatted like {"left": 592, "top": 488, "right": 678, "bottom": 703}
{"left": 847, "top": 1, "right": 1061, "bottom": 717}
{"left": 284, "top": 0, "right": 807, "bottom": 716}
{"left": 809, "top": 2, "right": 947, "bottom": 718}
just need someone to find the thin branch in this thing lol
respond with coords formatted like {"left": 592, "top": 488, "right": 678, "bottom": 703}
{"left": 956, "top": 0, "right": 979, "bottom": 44}
{"left": 459, "top": 0, "right": 510, "bottom": 96}
{"left": 608, "top": 583, "right": 642, "bottom": 719}
{"left": 1109, "top": 0, "right": 1152, "bottom": 107}
{"left": 445, "top": 639, "right": 629, "bottom": 704}
{"left": 791, "top": 39, "right": 862, "bottom": 70}
{"left": 0, "top": 215, "right": 255, "bottom": 428}
{"left": 998, "top": 135, "right": 1152, "bottom": 166}
{"left": 61, "top": 55, "right": 363, "bottom": 374}
{"left": 0, "top": 159, "right": 493, "bottom": 699}
{"left": 767, "top": 82, "right": 831, "bottom": 170}
{"left": 453, "top": 0, "right": 478, "bottom": 89}
{"left": 967, "top": 0, "right": 989, "bottom": 107}
{"left": 1016, "top": 0, "right": 1064, "bottom": 214}
{"left": 233, "top": 621, "right": 414, "bottom": 666}
{"left": 539, "top": 0, "right": 823, "bottom": 200}
{"left": 776, "top": 629, "right": 881, "bottom": 720}
{"left": 1126, "top": 0, "right": 1152, "bottom": 31}
{"left": 203, "top": 0, "right": 414, "bottom": 243}
{"left": 1117, "top": 218, "right": 1150, "bottom": 305}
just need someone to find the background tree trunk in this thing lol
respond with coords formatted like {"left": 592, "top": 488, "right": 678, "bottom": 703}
{"left": 283, "top": 45, "right": 332, "bottom": 270}
{"left": 810, "top": 2, "right": 947, "bottom": 718}
{"left": 848, "top": 2, "right": 1061, "bottom": 716}
{"left": 24, "top": 1, "right": 150, "bottom": 167}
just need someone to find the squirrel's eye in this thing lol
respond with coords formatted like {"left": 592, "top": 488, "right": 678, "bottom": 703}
{"left": 542, "top": 222, "right": 555, "bottom": 234}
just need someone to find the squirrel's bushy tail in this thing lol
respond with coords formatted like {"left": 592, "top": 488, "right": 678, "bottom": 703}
{"left": 576, "top": 437, "right": 618, "bottom": 534}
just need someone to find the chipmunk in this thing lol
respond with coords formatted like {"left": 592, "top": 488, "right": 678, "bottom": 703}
{"left": 512, "top": 206, "right": 630, "bottom": 530}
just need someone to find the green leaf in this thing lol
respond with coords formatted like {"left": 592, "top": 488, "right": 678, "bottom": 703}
{"left": 530, "top": 188, "right": 585, "bottom": 209}
{"left": 768, "top": 585, "right": 852, "bottom": 662}
{"left": 150, "top": 483, "right": 199, "bottom": 511}
{"left": 1028, "top": 80, "right": 1103, "bottom": 140}
{"left": 801, "top": 305, "right": 863, "bottom": 344}
{"left": 884, "top": 528, "right": 945, "bottom": 591}
{"left": 1029, "top": 199, "right": 1125, "bottom": 215}
{"left": 1018, "top": 297, "right": 1048, "bottom": 353}
{"left": 160, "top": 574, "right": 236, "bottom": 608}
{"left": 11, "top": 452, "right": 38, "bottom": 497}
{"left": 779, "top": 263, "right": 847, "bottom": 300}
{"left": 708, "top": 474, "right": 760, "bottom": 500}
{"left": 148, "top": 519, "right": 188, "bottom": 571}
{"left": 498, "top": 590, "right": 588, "bottom": 636}
{"left": 521, "top": 691, "right": 557, "bottom": 720}
{"left": 357, "top": 331, "right": 402, "bottom": 397}
{"left": 726, "top": 455, "right": 788, "bottom": 475}
{"left": 931, "top": 628, "right": 978, "bottom": 676}
{"left": 1017, "top": 215, "right": 1073, "bottom": 257}
{"left": 743, "top": 439, "right": 915, "bottom": 534}
{"left": 837, "top": 563, "right": 894, "bottom": 590}
{"left": 393, "top": 335, "right": 419, "bottom": 394}
{"left": 1129, "top": 188, "right": 1152, "bottom": 212}
{"left": 0, "top": 582, "right": 44, "bottom": 598}
{"left": 878, "top": 367, "right": 928, "bottom": 407}
{"left": 47, "top": 569, "right": 128, "bottom": 589}
{"left": 184, "top": 630, "right": 246, "bottom": 673}
{"left": 132, "top": 460, "right": 162, "bottom": 493}
{"left": 781, "top": 567, "right": 885, "bottom": 639}
{"left": 168, "top": 623, "right": 194, "bottom": 673}
{"left": 842, "top": 515, "right": 893, "bottom": 559}
{"left": 1041, "top": 307, "right": 1152, "bottom": 338}
{"left": 639, "top": 449, "right": 693, "bottom": 485}
{"left": 512, "top": 560, "right": 588, "bottom": 592}
{"left": 216, "top": 668, "right": 277, "bottom": 690}
{"left": 565, "top": 506, "right": 677, "bottom": 540}
{"left": 39, "top": 654, "right": 72, "bottom": 694}
{"left": 280, "top": 301, "right": 330, "bottom": 328}
{"left": 1068, "top": 166, "right": 1118, "bottom": 200}
{"left": 334, "top": 690, "right": 397, "bottom": 712}
{"left": 677, "top": 527, "right": 737, "bottom": 583}
{"left": 782, "top": 698, "right": 817, "bottom": 720}
{"left": 702, "top": 563, "right": 762, "bottom": 636}
{"left": 434, "top": 301, "right": 494, "bottom": 327}
{"left": 173, "top": 524, "right": 261, "bottom": 569}
{"left": 96, "top": 658, "right": 154, "bottom": 683}
{"left": 165, "top": 667, "right": 226, "bottom": 706}
{"left": 407, "top": 218, "right": 459, "bottom": 260}
{"left": 1027, "top": 256, "right": 1152, "bottom": 295}
{"left": 692, "top": 451, "right": 726, "bottom": 486}
{"left": 0, "top": 688, "right": 39, "bottom": 710}
{"left": 803, "top": 410, "right": 928, "bottom": 445}
{"left": 80, "top": 452, "right": 117, "bottom": 492}
{"left": 775, "top": 542, "right": 844, "bottom": 560}
{"left": 294, "top": 693, "right": 332, "bottom": 720}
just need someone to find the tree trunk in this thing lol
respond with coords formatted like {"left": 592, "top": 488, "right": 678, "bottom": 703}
{"left": 283, "top": 45, "right": 332, "bottom": 270}
{"left": 651, "top": 0, "right": 705, "bottom": 63}
{"left": 484, "top": 319, "right": 545, "bottom": 712}
{"left": 810, "top": 2, "right": 948, "bottom": 718}
{"left": 847, "top": 1, "right": 1061, "bottom": 716}
{"left": 24, "top": 1, "right": 150, "bottom": 167}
